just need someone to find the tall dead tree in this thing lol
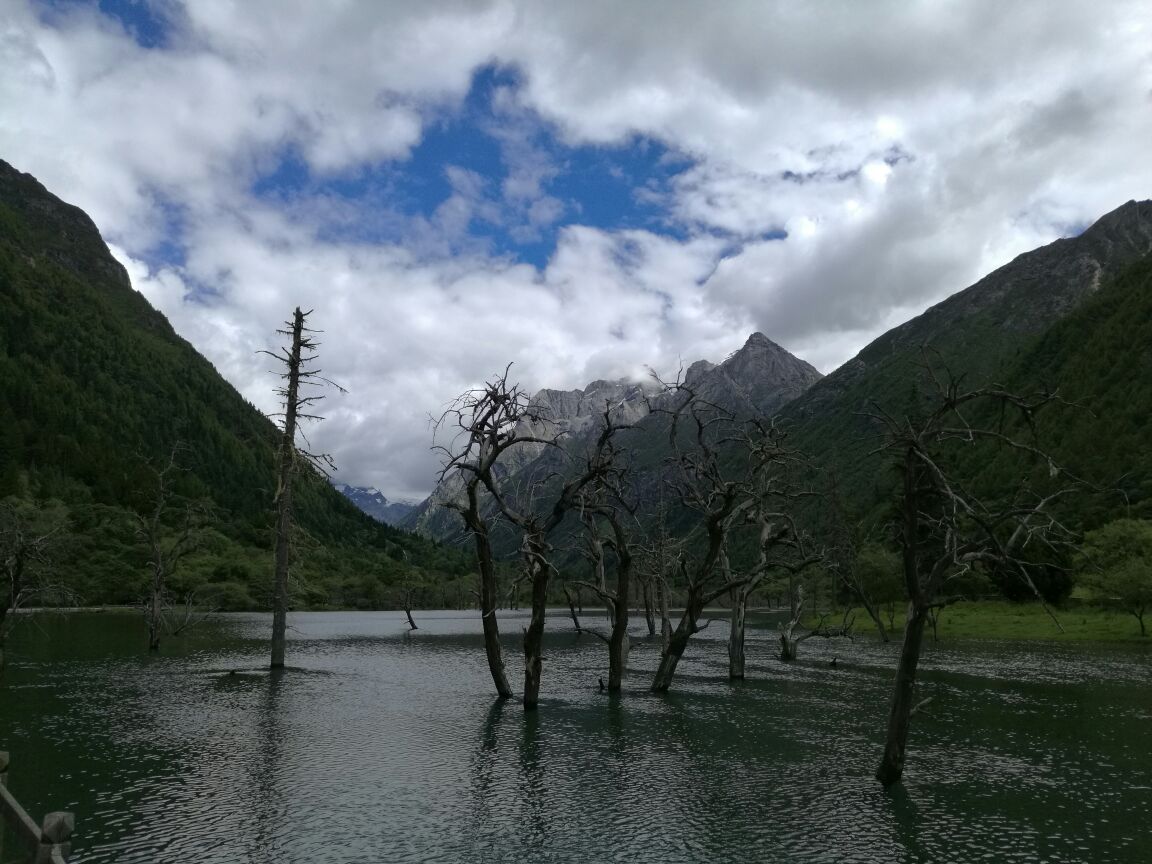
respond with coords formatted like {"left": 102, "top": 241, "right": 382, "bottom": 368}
{"left": 263, "top": 307, "right": 341, "bottom": 670}
{"left": 489, "top": 416, "right": 629, "bottom": 709}
{"left": 436, "top": 368, "right": 556, "bottom": 700}
{"left": 868, "top": 365, "right": 1078, "bottom": 787}
{"left": 721, "top": 420, "right": 823, "bottom": 675}
{"left": 571, "top": 414, "right": 638, "bottom": 692}
{"left": 649, "top": 393, "right": 755, "bottom": 693}
{"left": 437, "top": 373, "right": 629, "bottom": 708}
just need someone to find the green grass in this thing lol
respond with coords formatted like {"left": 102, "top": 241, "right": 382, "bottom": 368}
{"left": 823, "top": 600, "right": 1149, "bottom": 643}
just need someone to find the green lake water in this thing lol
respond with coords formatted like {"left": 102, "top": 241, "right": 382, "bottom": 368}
{"left": 1, "top": 610, "right": 1149, "bottom": 863}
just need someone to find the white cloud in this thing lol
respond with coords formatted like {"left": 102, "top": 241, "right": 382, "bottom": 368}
{"left": 3, "top": 0, "right": 1152, "bottom": 499}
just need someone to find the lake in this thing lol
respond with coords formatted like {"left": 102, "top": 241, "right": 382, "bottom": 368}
{"left": 1, "top": 610, "right": 1149, "bottom": 863}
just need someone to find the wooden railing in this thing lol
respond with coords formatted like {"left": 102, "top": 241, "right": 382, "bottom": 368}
{"left": 0, "top": 752, "right": 73, "bottom": 864}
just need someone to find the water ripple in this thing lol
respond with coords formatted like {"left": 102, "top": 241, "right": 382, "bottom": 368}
{"left": 0, "top": 610, "right": 1148, "bottom": 863}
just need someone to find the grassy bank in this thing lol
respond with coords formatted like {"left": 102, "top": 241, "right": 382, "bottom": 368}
{"left": 824, "top": 600, "right": 1149, "bottom": 643}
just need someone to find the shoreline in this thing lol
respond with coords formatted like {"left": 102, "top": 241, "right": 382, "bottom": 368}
{"left": 14, "top": 601, "right": 1150, "bottom": 643}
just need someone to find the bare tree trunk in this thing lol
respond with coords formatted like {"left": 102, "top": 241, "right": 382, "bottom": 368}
{"left": 778, "top": 629, "right": 798, "bottom": 661}
{"left": 403, "top": 590, "right": 418, "bottom": 630}
{"left": 564, "top": 586, "right": 583, "bottom": 633}
{"left": 606, "top": 538, "right": 633, "bottom": 693}
{"left": 656, "top": 574, "right": 672, "bottom": 651}
{"left": 728, "top": 586, "right": 748, "bottom": 679}
{"left": 607, "top": 597, "right": 630, "bottom": 692}
{"left": 652, "top": 607, "right": 697, "bottom": 692}
{"left": 876, "top": 603, "right": 929, "bottom": 786}
{"left": 146, "top": 570, "right": 163, "bottom": 652}
{"left": 594, "top": 543, "right": 610, "bottom": 625}
{"left": 523, "top": 546, "right": 549, "bottom": 710}
{"left": 642, "top": 578, "right": 656, "bottom": 637}
{"left": 270, "top": 308, "right": 303, "bottom": 670}
{"left": 927, "top": 606, "right": 941, "bottom": 642}
{"left": 778, "top": 576, "right": 804, "bottom": 661}
{"left": 471, "top": 513, "right": 512, "bottom": 699}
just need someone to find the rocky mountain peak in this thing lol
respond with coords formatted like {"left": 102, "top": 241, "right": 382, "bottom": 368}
{"left": 402, "top": 334, "right": 823, "bottom": 537}
{"left": 335, "top": 484, "right": 416, "bottom": 526}
{"left": 741, "top": 332, "right": 779, "bottom": 350}
{"left": 688, "top": 332, "right": 823, "bottom": 417}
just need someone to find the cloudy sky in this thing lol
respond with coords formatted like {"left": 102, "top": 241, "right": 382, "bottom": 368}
{"left": 2, "top": 0, "right": 1151, "bottom": 501}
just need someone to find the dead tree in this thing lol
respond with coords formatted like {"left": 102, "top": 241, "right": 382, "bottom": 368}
{"left": 0, "top": 499, "right": 68, "bottom": 671}
{"left": 571, "top": 433, "right": 639, "bottom": 693}
{"left": 489, "top": 417, "right": 629, "bottom": 709}
{"left": 867, "top": 365, "right": 1079, "bottom": 787}
{"left": 649, "top": 392, "right": 757, "bottom": 693}
{"left": 824, "top": 483, "right": 897, "bottom": 643}
{"left": 435, "top": 367, "right": 560, "bottom": 700}
{"left": 635, "top": 499, "right": 678, "bottom": 650}
{"left": 437, "top": 370, "right": 630, "bottom": 708}
{"left": 262, "top": 307, "right": 342, "bottom": 670}
{"left": 635, "top": 493, "right": 677, "bottom": 641}
{"left": 773, "top": 564, "right": 854, "bottom": 662}
{"left": 562, "top": 585, "right": 584, "bottom": 633}
{"left": 720, "top": 420, "right": 823, "bottom": 675}
{"left": 134, "top": 444, "right": 207, "bottom": 652}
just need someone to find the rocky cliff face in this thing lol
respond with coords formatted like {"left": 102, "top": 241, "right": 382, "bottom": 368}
{"left": 689, "top": 332, "right": 822, "bottom": 417}
{"left": 402, "top": 335, "right": 822, "bottom": 539}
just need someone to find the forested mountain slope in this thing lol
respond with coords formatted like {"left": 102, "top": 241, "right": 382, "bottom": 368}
{"left": 0, "top": 159, "right": 470, "bottom": 609}
{"left": 966, "top": 252, "right": 1152, "bottom": 524}
{"left": 778, "top": 200, "right": 1152, "bottom": 521}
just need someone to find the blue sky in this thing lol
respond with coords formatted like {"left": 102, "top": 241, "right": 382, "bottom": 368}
{"left": 5, "top": 0, "right": 1151, "bottom": 498}
{"left": 39, "top": 1, "right": 765, "bottom": 272}
{"left": 249, "top": 64, "right": 702, "bottom": 269}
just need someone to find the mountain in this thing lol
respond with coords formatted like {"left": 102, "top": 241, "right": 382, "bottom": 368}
{"left": 335, "top": 484, "right": 416, "bottom": 526}
{"left": 0, "top": 159, "right": 472, "bottom": 610}
{"left": 688, "top": 332, "right": 823, "bottom": 417}
{"left": 403, "top": 333, "right": 822, "bottom": 541}
{"left": 776, "top": 199, "right": 1152, "bottom": 521}
{"left": 406, "top": 199, "right": 1152, "bottom": 563}
{"left": 966, "top": 249, "right": 1152, "bottom": 523}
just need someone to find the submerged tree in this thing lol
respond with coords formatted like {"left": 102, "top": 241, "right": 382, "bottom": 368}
{"left": 437, "top": 370, "right": 630, "bottom": 707}
{"left": 0, "top": 498, "right": 68, "bottom": 671}
{"left": 134, "top": 444, "right": 208, "bottom": 652}
{"left": 571, "top": 424, "right": 638, "bottom": 693}
{"left": 867, "top": 365, "right": 1078, "bottom": 787}
{"left": 649, "top": 392, "right": 757, "bottom": 693}
{"left": 723, "top": 420, "right": 823, "bottom": 674}
{"left": 263, "top": 308, "right": 342, "bottom": 670}
{"left": 435, "top": 368, "right": 548, "bottom": 700}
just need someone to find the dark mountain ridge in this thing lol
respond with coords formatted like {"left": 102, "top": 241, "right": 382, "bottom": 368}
{"left": 779, "top": 199, "right": 1152, "bottom": 517}
{"left": 0, "top": 158, "right": 470, "bottom": 608}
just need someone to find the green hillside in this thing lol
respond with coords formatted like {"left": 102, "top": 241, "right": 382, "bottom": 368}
{"left": 967, "top": 253, "right": 1152, "bottom": 524}
{"left": 777, "top": 201, "right": 1152, "bottom": 526}
{"left": 0, "top": 159, "right": 472, "bottom": 610}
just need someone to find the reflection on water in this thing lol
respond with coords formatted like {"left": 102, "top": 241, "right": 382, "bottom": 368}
{"left": 1, "top": 610, "right": 1150, "bottom": 863}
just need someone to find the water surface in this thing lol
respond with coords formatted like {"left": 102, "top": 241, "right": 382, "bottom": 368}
{"left": 1, "top": 610, "right": 1149, "bottom": 863}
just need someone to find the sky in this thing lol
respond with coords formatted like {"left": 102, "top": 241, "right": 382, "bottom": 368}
{"left": 2, "top": 0, "right": 1151, "bottom": 501}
